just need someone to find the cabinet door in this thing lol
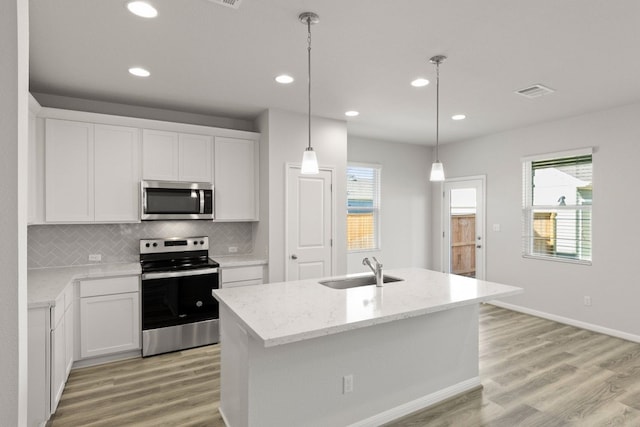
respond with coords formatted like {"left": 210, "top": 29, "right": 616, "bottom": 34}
{"left": 51, "top": 315, "right": 66, "bottom": 413}
{"left": 64, "top": 303, "right": 74, "bottom": 376}
{"left": 179, "top": 133, "right": 213, "bottom": 182}
{"left": 28, "top": 110, "right": 38, "bottom": 224}
{"left": 94, "top": 124, "right": 140, "bottom": 222}
{"left": 142, "top": 129, "right": 179, "bottom": 180}
{"left": 214, "top": 137, "right": 258, "bottom": 220}
{"left": 28, "top": 308, "right": 51, "bottom": 426}
{"left": 45, "top": 119, "right": 94, "bottom": 222}
{"left": 80, "top": 292, "right": 140, "bottom": 359}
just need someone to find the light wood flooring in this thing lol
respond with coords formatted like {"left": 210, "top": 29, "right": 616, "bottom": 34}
{"left": 48, "top": 305, "right": 640, "bottom": 426}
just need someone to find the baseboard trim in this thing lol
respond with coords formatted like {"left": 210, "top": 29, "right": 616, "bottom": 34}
{"left": 489, "top": 300, "right": 640, "bottom": 344}
{"left": 347, "top": 377, "right": 482, "bottom": 427}
{"left": 72, "top": 349, "right": 142, "bottom": 369}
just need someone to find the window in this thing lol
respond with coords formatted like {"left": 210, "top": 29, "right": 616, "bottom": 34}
{"left": 347, "top": 164, "right": 381, "bottom": 251}
{"left": 522, "top": 149, "right": 592, "bottom": 263}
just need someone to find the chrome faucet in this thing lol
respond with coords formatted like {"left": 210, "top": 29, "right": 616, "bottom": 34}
{"left": 363, "top": 257, "right": 383, "bottom": 287}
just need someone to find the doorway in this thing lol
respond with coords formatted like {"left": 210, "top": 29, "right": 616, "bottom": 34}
{"left": 285, "top": 165, "right": 335, "bottom": 281}
{"left": 442, "top": 177, "right": 485, "bottom": 279}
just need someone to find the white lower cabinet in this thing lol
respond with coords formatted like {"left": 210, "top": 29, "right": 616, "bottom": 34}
{"left": 221, "top": 265, "right": 264, "bottom": 288}
{"left": 28, "top": 283, "right": 74, "bottom": 426}
{"left": 79, "top": 276, "right": 141, "bottom": 359}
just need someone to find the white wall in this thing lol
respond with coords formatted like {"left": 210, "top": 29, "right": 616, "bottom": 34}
{"left": 347, "top": 137, "right": 432, "bottom": 273}
{"left": 0, "top": 0, "right": 29, "bottom": 423}
{"left": 432, "top": 102, "right": 640, "bottom": 340}
{"left": 257, "top": 109, "right": 348, "bottom": 283}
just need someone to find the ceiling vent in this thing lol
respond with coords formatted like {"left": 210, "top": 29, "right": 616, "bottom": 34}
{"left": 207, "top": 0, "right": 242, "bottom": 9}
{"left": 515, "top": 84, "right": 555, "bottom": 99}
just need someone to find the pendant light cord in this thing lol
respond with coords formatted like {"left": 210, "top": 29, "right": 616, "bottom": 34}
{"left": 435, "top": 60, "right": 440, "bottom": 162}
{"left": 307, "top": 18, "right": 312, "bottom": 150}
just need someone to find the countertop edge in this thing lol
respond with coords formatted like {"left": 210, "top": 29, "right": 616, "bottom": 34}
{"left": 28, "top": 263, "right": 141, "bottom": 308}
{"left": 216, "top": 286, "right": 523, "bottom": 348}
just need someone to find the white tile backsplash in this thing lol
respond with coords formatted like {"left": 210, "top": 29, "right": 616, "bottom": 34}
{"left": 28, "top": 221, "right": 253, "bottom": 268}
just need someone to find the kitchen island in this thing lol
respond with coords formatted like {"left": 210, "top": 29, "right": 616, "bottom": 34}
{"left": 212, "top": 268, "right": 522, "bottom": 427}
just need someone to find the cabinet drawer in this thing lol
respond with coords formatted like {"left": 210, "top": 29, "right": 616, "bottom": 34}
{"left": 222, "top": 265, "right": 263, "bottom": 284}
{"left": 80, "top": 276, "right": 139, "bottom": 298}
{"left": 222, "top": 278, "right": 262, "bottom": 289}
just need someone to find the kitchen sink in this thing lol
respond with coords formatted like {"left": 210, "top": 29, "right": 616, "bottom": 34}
{"left": 319, "top": 274, "right": 403, "bottom": 290}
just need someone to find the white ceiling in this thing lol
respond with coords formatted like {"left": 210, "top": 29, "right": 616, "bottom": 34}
{"left": 29, "top": 0, "right": 640, "bottom": 145}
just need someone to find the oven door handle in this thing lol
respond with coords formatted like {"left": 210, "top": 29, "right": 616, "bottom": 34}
{"left": 142, "top": 267, "right": 219, "bottom": 280}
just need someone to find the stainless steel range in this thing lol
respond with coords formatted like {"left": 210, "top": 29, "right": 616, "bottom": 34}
{"left": 140, "top": 236, "right": 220, "bottom": 357}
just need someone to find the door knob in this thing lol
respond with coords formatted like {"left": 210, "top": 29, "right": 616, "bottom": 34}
{"left": 291, "top": 254, "right": 298, "bottom": 260}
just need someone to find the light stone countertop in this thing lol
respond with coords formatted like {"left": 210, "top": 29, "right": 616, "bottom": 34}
{"left": 213, "top": 254, "right": 267, "bottom": 268}
{"left": 213, "top": 267, "right": 523, "bottom": 348}
{"left": 28, "top": 263, "right": 141, "bottom": 309}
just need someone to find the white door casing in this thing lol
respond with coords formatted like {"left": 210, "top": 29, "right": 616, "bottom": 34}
{"left": 285, "top": 165, "right": 334, "bottom": 281}
{"left": 442, "top": 176, "right": 486, "bottom": 280}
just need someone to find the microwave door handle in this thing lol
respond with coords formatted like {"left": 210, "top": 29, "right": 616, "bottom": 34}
{"left": 143, "top": 188, "right": 148, "bottom": 212}
{"left": 199, "top": 190, "right": 205, "bottom": 214}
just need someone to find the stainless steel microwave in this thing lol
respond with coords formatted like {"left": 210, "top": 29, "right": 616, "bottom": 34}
{"left": 141, "top": 180, "right": 214, "bottom": 220}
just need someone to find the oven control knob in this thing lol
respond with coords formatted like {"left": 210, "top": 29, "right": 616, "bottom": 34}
{"left": 145, "top": 243, "right": 150, "bottom": 248}
{"left": 193, "top": 241, "right": 198, "bottom": 245}
{"left": 200, "top": 240, "right": 205, "bottom": 245}
{"left": 152, "top": 243, "right": 158, "bottom": 247}
{"left": 196, "top": 301, "right": 203, "bottom": 308}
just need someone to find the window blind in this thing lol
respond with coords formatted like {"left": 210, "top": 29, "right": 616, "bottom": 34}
{"left": 347, "top": 165, "right": 380, "bottom": 251}
{"left": 522, "top": 153, "right": 592, "bottom": 263}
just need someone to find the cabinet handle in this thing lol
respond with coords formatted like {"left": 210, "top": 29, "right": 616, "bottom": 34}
{"left": 291, "top": 254, "right": 298, "bottom": 260}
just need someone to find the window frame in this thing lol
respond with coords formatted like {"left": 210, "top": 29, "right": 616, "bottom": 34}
{"left": 347, "top": 162, "right": 381, "bottom": 253}
{"left": 521, "top": 148, "right": 593, "bottom": 265}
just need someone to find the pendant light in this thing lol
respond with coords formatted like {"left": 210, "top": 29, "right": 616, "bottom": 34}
{"left": 429, "top": 55, "right": 446, "bottom": 182}
{"left": 299, "top": 12, "right": 320, "bottom": 175}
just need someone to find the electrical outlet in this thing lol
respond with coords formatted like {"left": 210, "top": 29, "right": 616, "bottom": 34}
{"left": 228, "top": 246, "right": 238, "bottom": 253}
{"left": 343, "top": 374, "right": 354, "bottom": 394}
{"left": 584, "top": 296, "right": 592, "bottom": 306}
{"left": 492, "top": 224, "right": 501, "bottom": 232}
{"left": 88, "top": 254, "right": 102, "bottom": 262}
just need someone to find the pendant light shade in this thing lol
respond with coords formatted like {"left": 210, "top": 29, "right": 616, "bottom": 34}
{"left": 429, "top": 55, "right": 446, "bottom": 182}
{"left": 430, "top": 161, "right": 445, "bottom": 181}
{"left": 299, "top": 12, "right": 320, "bottom": 175}
{"left": 301, "top": 147, "right": 319, "bottom": 174}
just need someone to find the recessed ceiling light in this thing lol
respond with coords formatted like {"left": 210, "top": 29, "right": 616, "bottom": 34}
{"left": 411, "top": 78, "right": 429, "bottom": 87}
{"left": 452, "top": 114, "right": 466, "bottom": 121}
{"left": 128, "top": 67, "right": 150, "bottom": 77}
{"left": 345, "top": 111, "right": 359, "bottom": 117}
{"left": 275, "top": 74, "right": 294, "bottom": 84}
{"left": 127, "top": 1, "right": 158, "bottom": 18}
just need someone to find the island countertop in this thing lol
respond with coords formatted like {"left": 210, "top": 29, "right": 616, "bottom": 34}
{"left": 212, "top": 267, "right": 522, "bottom": 347}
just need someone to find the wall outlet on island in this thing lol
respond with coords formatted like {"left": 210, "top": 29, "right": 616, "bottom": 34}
{"left": 343, "top": 374, "right": 354, "bottom": 394}
{"left": 88, "top": 254, "right": 102, "bottom": 262}
{"left": 228, "top": 246, "right": 238, "bottom": 253}
{"left": 583, "top": 296, "right": 592, "bottom": 306}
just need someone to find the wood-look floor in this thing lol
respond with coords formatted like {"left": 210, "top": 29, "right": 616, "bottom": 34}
{"left": 48, "top": 305, "right": 640, "bottom": 426}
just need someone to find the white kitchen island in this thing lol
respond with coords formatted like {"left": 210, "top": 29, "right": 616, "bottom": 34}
{"left": 212, "top": 268, "right": 522, "bottom": 427}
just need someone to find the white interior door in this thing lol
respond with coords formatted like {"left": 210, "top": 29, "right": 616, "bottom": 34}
{"left": 286, "top": 166, "right": 333, "bottom": 281}
{"left": 443, "top": 177, "right": 485, "bottom": 279}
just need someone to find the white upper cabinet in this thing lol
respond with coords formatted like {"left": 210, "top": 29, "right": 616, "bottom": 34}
{"left": 214, "top": 137, "right": 258, "bottom": 221}
{"left": 37, "top": 108, "right": 259, "bottom": 224}
{"left": 44, "top": 119, "right": 140, "bottom": 223}
{"left": 142, "top": 129, "right": 212, "bottom": 182}
{"left": 45, "top": 119, "right": 94, "bottom": 222}
{"left": 179, "top": 133, "right": 213, "bottom": 182}
{"left": 141, "top": 129, "right": 179, "bottom": 181}
{"left": 94, "top": 125, "right": 140, "bottom": 222}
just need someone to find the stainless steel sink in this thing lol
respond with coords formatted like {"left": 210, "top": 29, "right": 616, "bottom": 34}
{"left": 319, "top": 274, "right": 403, "bottom": 290}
